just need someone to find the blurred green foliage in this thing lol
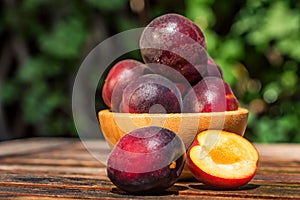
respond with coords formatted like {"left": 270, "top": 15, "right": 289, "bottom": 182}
{"left": 0, "top": 0, "right": 299, "bottom": 142}
{"left": 185, "top": 0, "right": 300, "bottom": 142}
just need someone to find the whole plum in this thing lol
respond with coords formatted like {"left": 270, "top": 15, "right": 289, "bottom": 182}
{"left": 107, "top": 126, "right": 186, "bottom": 194}
{"left": 102, "top": 59, "right": 148, "bottom": 111}
{"left": 140, "top": 13, "right": 208, "bottom": 85}
{"left": 120, "top": 74, "right": 182, "bottom": 113}
{"left": 183, "top": 77, "right": 238, "bottom": 113}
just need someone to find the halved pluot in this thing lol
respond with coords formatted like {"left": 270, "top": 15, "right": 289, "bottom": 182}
{"left": 187, "top": 130, "right": 259, "bottom": 189}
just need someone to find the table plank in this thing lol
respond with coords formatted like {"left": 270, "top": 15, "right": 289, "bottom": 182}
{"left": 0, "top": 138, "right": 76, "bottom": 157}
{"left": 0, "top": 138, "right": 299, "bottom": 199}
{"left": 0, "top": 172, "right": 299, "bottom": 199}
{"left": 255, "top": 144, "right": 300, "bottom": 161}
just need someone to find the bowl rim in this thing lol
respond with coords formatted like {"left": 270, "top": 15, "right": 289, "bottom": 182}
{"left": 99, "top": 107, "right": 248, "bottom": 117}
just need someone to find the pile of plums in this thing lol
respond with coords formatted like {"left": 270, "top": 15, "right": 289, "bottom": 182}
{"left": 102, "top": 13, "right": 238, "bottom": 115}
{"left": 102, "top": 13, "right": 241, "bottom": 194}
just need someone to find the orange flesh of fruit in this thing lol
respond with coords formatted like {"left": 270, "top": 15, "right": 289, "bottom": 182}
{"left": 226, "top": 94, "right": 235, "bottom": 99}
{"left": 209, "top": 146, "right": 241, "bottom": 164}
{"left": 190, "top": 130, "right": 258, "bottom": 179}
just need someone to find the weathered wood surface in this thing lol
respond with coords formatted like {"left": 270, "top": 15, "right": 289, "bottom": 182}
{"left": 0, "top": 137, "right": 299, "bottom": 199}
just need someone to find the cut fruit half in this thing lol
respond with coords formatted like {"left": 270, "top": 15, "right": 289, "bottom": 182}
{"left": 187, "top": 130, "right": 259, "bottom": 189}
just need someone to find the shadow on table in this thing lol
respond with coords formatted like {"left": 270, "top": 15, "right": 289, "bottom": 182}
{"left": 189, "top": 183, "right": 260, "bottom": 191}
{"left": 111, "top": 185, "right": 189, "bottom": 196}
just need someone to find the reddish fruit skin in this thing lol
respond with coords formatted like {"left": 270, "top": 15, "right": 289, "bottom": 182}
{"left": 120, "top": 74, "right": 182, "bottom": 113}
{"left": 107, "top": 126, "right": 186, "bottom": 194}
{"left": 175, "top": 82, "right": 189, "bottom": 96}
{"left": 140, "top": 13, "right": 207, "bottom": 85}
{"left": 206, "top": 57, "right": 224, "bottom": 78}
{"left": 207, "top": 57, "right": 216, "bottom": 65}
{"left": 186, "top": 138, "right": 258, "bottom": 189}
{"left": 102, "top": 59, "right": 148, "bottom": 111}
{"left": 183, "top": 77, "right": 238, "bottom": 113}
{"left": 224, "top": 82, "right": 239, "bottom": 111}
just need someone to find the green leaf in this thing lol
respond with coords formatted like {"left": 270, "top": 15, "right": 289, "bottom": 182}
{"left": 21, "top": 0, "right": 53, "bottom": 12}
{"left": 116, "top": 16, "right": 141, "bottom": 31}
{"left": 253, "top": 117, "right": 285, "bottom": 143}
{"left": 280, "top": 70, "right": 298, "bottom": 89}
{"left": 213, "top": 59, "right": 236, "bottom": 85}
{"left": 218, "top": 38, "right": 244, "bottom": 60}
{"left": 87, "top": 0, "right": 126, "bottom": 11}
{"left": 204, "top": 29, "right": 219, "bottom": 55}
{"left": 246, "top": 1, "right": 299, "bottom": 46}
{"left": 17, "top": 57, "right": 62, "bottom": 82}
{"left": 0, "top": 80, "right": 20, "bottom": 103}
{"left": 23, "top": 84, "right": 65, "bottom": 123}
{"left": 39, "top": 19, "right": 87, "bottom": 58}
{"left": 277, "top": 38, "right": 300, "bottom": 61}
{"left": 185, "top": 0, "right": 216, "bottom": 29}
{"left": 263, "top": 1, "right": 299, "bottom": 39}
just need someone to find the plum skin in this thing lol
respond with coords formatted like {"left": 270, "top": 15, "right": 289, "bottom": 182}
{"left": 102, "top": 59, "right": 148, "bottom": 111}
{"left": 183, "top": 77, "right": 238, "bottom": 113}
{"left": 120, "top": 74, "right": 183, "bottom": 113}
{"left": 140, "top": 13, "right": 207, "bottom": 85}
{"left": 206, "top": 57, "right": 223, "bottom": 78}
{"left": 106, "top": 126, "right": 186, "bottom": 194}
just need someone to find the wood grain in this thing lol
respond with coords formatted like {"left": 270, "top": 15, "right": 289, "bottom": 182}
{"left": 0, "top": 138, "right": 299, "bottom": 199}
{"left": 98, "top": 108, "right": 249, "bottom": 148}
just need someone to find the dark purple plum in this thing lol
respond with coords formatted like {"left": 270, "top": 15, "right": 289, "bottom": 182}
{"left": 120, "top": 74, "right": 182, "bottom": 113}
{"left": 183, "top": 77, "right": 238, "bottom": 113}
{"left": 206, "top": 57, "right": 224, "bottom": 78}
{"left": 140, "top": 13, "right": 208, "bottom": 85}
{"left": 107, "top": 126, "right": 186, "bottom": 194}
{"left": 102, "top": 59, "right": 148, "bottom": 111}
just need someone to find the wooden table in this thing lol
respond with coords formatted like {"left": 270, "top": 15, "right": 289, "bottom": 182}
{"left": 0, "top": 137, "right": 299, "bottom": 199}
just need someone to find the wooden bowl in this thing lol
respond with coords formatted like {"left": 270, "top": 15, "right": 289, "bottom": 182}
{"left": 98, "top": 108, "right": 248, "bottom": 179}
